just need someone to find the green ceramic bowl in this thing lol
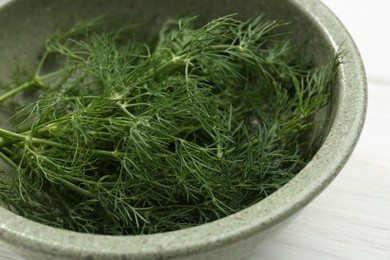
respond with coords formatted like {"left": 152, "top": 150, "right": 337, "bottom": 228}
{"left": 0, "top": 0, "right": 366, "bottom": 259}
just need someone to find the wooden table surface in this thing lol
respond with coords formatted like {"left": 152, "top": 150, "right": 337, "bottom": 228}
{"left": 1, "top": 0, "right": 389, "bottom": 259}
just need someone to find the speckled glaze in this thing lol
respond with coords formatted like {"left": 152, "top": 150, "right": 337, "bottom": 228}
{"left": 0, "top": 0, "right": 367, "bottom": 259}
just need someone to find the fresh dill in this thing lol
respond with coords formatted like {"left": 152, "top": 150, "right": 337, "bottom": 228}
{"left": 0, "top": 15, "right": 339, "bottom": 235}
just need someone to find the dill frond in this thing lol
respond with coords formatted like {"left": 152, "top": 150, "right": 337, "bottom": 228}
{"left": 0, "top": 15, "right": 339, "bottom": 235}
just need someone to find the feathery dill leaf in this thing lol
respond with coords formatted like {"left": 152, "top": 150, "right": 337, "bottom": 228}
{"left": 0, "top": 15, "right": 339, "bottom": 235}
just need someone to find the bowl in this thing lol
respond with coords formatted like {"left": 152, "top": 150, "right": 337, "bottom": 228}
{"left": 0, "top": 0, "right": 367, "bottom": 259}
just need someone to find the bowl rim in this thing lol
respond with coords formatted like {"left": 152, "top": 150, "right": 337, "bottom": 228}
{"left": 0, "top": 0, "right": 367, "bottom": 258}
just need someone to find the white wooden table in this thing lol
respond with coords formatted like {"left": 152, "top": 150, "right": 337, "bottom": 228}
{"left": 1, "top": 0, "right": 389, "bottom": 259}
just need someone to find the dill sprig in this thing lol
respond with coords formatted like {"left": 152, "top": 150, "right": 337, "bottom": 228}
{"left": 0, "top": 15, "right": 339, "bottom": 235}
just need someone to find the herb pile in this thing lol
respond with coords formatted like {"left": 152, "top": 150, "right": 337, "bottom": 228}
{"left": 0, "top": 15, "right": 339, "bottom": 235}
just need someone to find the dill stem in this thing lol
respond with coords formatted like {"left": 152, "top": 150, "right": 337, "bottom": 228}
{"left": 0, "top": 128, "right": 116, "bottom": 158}
{"left": 35, "top": 51, "right": 49, "bottom": 77}
{"left": 50, "top": 183, "right": 73, "bottom": 213}
{"left": 0, "top": 65, "right": 79, "bottom": 103}
{"left": 0, "top": 78, "right": 45, "bottom": 103}
{"left": 0, "top": 80, "right": 36, "bottom": 103}
{"left": 63, "top": 175, "right": 115, "bottom": 185}
{"left": 55, "top": 177, "right": 96, "bottom": 198}
{"left": 0, "top": 128, "right": 27, "bottom": 141}
{"left": 39, "top": 65, "right": 80, "bottom": 81}
{"left": 0, "top": 151, "right": 17, "bottom": 168}
{"left": 154, "top": 58, "right": 189, "bottom": 76}
{"left": 117, "top": 103, "right": 136, "bottom": 119}
{"left": 0, "top": 139, "right": 18, "bottom": 150}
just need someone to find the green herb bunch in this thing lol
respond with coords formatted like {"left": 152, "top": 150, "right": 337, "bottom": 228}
{"left": 0, "top": 15, "right": 339, "bottom": 235}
